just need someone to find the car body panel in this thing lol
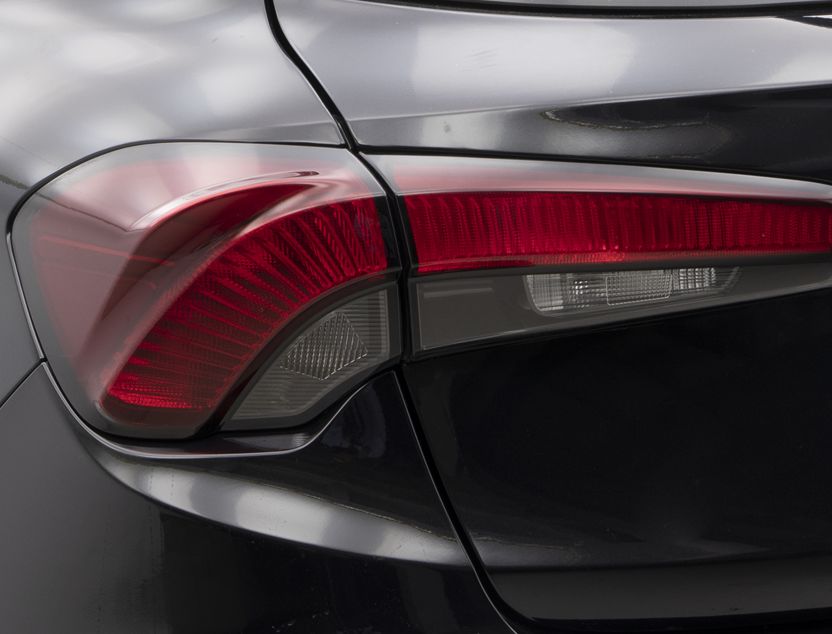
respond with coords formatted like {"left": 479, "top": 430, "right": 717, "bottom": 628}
{"left": 277, "top": 0, "right": 832, "bottom": 626}
{"left": 5, "top": 0, "right": 832, "bottom": 630}
{"left": 276, "top": 0, "right": 832, "bottom": 179}
{"left": 404, "top": 288, "right": 832, "bottom": 622}
{"left": 77, "top": 370, "right": 466, "bottom": 566}
{"left": 0, "top": 242, "right": 38, "bottom": 406}
{"left": 0, "top": 366, "right": 512, "bottom": 633}
{"left": 0, "top": 0, "right": 340, "bottom": 184}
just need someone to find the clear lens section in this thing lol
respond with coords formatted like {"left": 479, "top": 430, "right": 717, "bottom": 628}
{"left": 414, "top": 263, "right": 832, "bottom": 351}
{"left": 525, "top": 268, "right": 738, "bottom": 315}
{"left": 230, "top": 289, "right": 397, "bottom": 428}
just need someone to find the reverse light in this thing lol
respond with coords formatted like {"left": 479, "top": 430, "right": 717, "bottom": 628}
{"left": 13, "top": 143, "right": 399, "bottom": 439}
{"left": 230, "top": 289, "right": 394, "bottom": 427}
{"left": 524, "top": 267, "right": 738, "bottom": 314}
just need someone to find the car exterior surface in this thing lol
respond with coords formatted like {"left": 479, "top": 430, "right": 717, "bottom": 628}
{"left": 3, "top": 1, "right": 832, "bottom": 633}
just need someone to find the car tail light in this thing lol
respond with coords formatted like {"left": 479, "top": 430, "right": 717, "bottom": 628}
{"left": 369, "top": 154, "right": 832, "bottom": 351}
{"left": 15, "top": 147, "right": 832, "bottom": 443}
{"left": 12, "top": 143, "right": 399, "bottom": 439}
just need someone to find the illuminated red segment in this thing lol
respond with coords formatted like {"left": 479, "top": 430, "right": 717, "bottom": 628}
{"left": 404, "top": 192, "right": 832, "bottom": 273}
{"left": 103, "top": 198, "right": 387, "bottom": 424}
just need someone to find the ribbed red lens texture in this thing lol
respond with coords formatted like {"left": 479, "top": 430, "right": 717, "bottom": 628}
{"left": 12, "top": 143, "right": 395, "bottom": 439}
{"left": 404, "top": 192, "right": 832, "bottom": 273}
{"left": 103, "top": 198, "right": 386, "bottom": 421}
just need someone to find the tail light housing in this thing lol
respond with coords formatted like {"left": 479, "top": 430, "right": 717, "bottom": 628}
{"left": 14, "top": 146, "right": 832, "bottom": 442}
{"left": 12, "top": 143, "right": 400, "bottom": 439}
{"left": 368, "top": 154, "right": 832, "bottom": 352}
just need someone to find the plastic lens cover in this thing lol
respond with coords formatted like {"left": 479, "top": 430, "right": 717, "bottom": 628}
{"left": 525, "top": 268, "right": 738, "bottom": 314}
{"left": 13, "top": 143, "right": 397, "bottom": 438}
{"left": 228, "top": 287, "right": 399, "bottom": 430}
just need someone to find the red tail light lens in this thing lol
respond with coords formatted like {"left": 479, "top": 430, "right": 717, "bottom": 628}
{"left": 405, "top": 191, "right": 832, "bottom": 274}
{"left": 13, "top": 143, "right": 397, "bottom": 438}
{"left": 103, "top": 198, "right": 386, "bottom": 422}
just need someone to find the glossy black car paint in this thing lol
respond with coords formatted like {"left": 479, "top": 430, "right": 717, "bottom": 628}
{"left": 276, "top": 0, "right": 832, "bottom": 182}
{"left": 277, "top": 0, "right": 832, "bottom": 629}
{"left": 0, "top": 367, "right": 510, "bottom": 633}
{"left": 5, "top": 0, "right": 832, "bottom": 631}
{"left": 405, "top": 289, "right": 832, "bottom": 622}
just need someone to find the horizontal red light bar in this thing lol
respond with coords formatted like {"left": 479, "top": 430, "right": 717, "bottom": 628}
{"left": 404, "top": 192, "right": 832, "bottom": 273}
